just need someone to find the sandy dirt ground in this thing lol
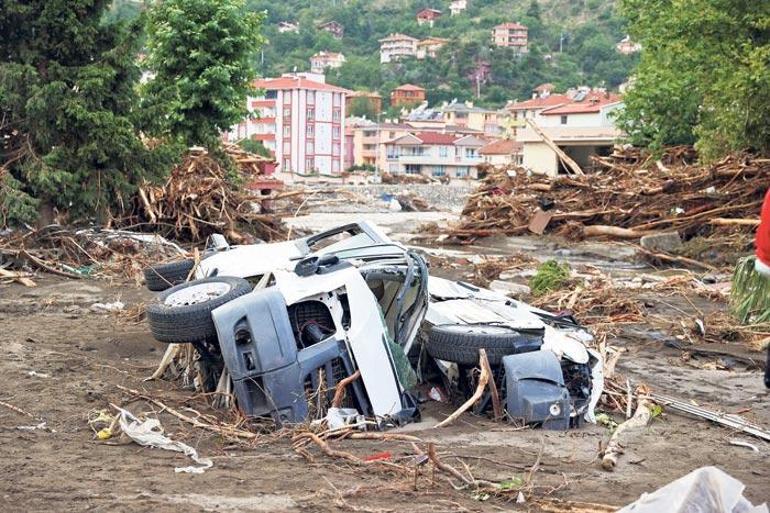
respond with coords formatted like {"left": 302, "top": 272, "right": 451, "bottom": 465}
{"left": 1, "top": 214, "right": 769, "bottom": 512}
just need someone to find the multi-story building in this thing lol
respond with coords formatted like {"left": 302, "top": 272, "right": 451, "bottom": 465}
{"left": 517, "top": 90, "right": 624, "bottom": 176}
{"left": 416, "top": 37, "right": 450, "bottom": 59}
{"left": 440, "top": 100, "right": 504, "bottom": 135}
{"left": 391, "top": 84, "right": 426, "bottom": 107}
{"left": 416, "top": 8, "right": 442, "bottom": 27}
{"left": 384, "top": 132, "right": 486, "bottom": 178}
{"left": 318, "top": 21, "right": 344, "bottom": 39}
{"left": 492, "top": 22, "right": 529, "bottom": 52}
{"left": 309, "top": 52, "right": 346, "bottom": 74}
{"left": 379, "top": 33, "right": 419, "bottom": 63}
{"left": 228, "top": 73, "right": 350, "bottom": 177}
{"left": 450, "top": 0, "right": 468, "bottom": 16}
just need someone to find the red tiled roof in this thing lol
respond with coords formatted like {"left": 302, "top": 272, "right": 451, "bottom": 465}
{"left": 253, "top": 77, "right": 352, "bottom": 94}
{"left": 479, "top": 139, "right": 522, "bottom": 155}
{"left": 508, "top": 94, "right": 571, "bottom": 111}
{"left": 495, "top": 22, "right": 527, "bottom": 30}
{"left": 540, "top": 93, "right": 622, "bottom": 115}
{"left": 393, "top": 84, "right": 425, "bottom": 92}
{"left": 415, "top": 132, "right": 457, "bottom": 145}
{"left": 417, "top": 8, "right": 442, "bottom": 18}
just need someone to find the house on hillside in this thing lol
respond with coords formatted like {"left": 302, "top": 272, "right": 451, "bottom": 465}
{"left": 228, "top": 73, "right": 351, "bottom": 177}
{"left": 379, "top": 33, "right": 419, "bottom": 63}
{"left": 479, "top": 139, "right": 523, "bottom": 167}
{"left": 310, "top": 52, "right": 346, "bottom": 74}
{"left": 391, "top": 84, "right": 426, "bottom": 107}
{"left": 616, "top": 35, "right": 641, "bottom": 55}
{"left": 318, "top": 21, "right": 344, "bottom": 39}
{"left": 517, "top": 90, "right": 624, "bottom": 176}
{"left": 278, "top": 21, "right": 298, "bottom": 34}
{"left": 416, "top": 8, "right": 442, "bottom": 27}
{"left": 492, "top": 22, "right": 529, "bottom": 53}
{"left": 385, "top": 132, "right": 485, "bottom": 178}
{"left": 416, "top": 37, "right": 450, "bottom": 59}
{"left": 450, "top": 0, "right": 468, "bottom": 16}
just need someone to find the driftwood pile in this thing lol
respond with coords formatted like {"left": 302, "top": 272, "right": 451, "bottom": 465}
{"left": 449, "top": 148, "right": 769, "bottom": 250}
{"left": 132, "top": 144, "right": 285, "bottom": 243}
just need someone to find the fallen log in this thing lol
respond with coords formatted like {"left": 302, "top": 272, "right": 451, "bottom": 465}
{"left": 601, "top": 397, "right": 653, "bottom": 470}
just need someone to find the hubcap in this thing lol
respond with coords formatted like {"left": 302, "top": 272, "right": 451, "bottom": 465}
{"left": 164, "top": 282, "right": 231, "bottom": 307}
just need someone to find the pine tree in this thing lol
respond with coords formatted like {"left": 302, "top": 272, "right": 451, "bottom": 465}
{"left": 0, "top": 0, "right": 167, "bottom": 225}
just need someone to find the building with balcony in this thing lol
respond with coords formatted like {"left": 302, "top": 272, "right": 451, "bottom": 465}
{"left": 492, "top": 22, "right": 529, "bottom": 52}
{"left": 616, "top": 35, "right": 642, "bottom": 55}
{"left": 384, "top": 132, "right": 486, "bottom": 179}
{"left": 228, "top": 73, "right": 351, "bottom": 177}
{"left": 479, "top": 139, "right": 523, "bottom": 167}
{"left": 416, "top": 8, "right": 442, "bottom": 27}
{"left": 310, "top": 51, "right": 346, "bottom": 74}
{"left": 416, "top": 37, "right": 450, "bottom": 59}
{"left": 379, "top": 33, "right": 419, "bottom": 63}
{"left": 391, "top": 84, "right": 426, "bottom": 107}
{"left": 440, "top": 100, "right": 504, "bottom": 135}
{"left": 449, "top": 0, "right": 468, "bottom": 16}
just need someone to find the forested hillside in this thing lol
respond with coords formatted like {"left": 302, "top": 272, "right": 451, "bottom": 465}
{"left": 111, "top": 0, "right": 636, "bottom": 111}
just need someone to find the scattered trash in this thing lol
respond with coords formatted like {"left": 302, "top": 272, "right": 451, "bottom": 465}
{"left": 90, "top": 301, "right": 126, "bottom": 313}
{"left": 728, "top": 439, "right": 760, "bottom": 453}
{"left": 115, "top": 407, "right": 213, "bottom": 474}
{"left": 26, "top": 370, "right": 50, "bottom": 378}
{"left": 618, "top": 466, "right": 768, "bottom": 513}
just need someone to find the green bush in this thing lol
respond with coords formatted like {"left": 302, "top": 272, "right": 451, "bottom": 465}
{"left": 529, "top": 260, "right": 571, "bottom": 296}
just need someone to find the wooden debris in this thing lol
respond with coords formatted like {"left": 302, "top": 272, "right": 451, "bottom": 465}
{"left": 601, "top": 397, "right": 654, "bottom": 470}
{"left": 435, "top": 349, "right": 492, "bottom": 428}
{"left": 331, "top": 370, "right": 361, "bottom": 408}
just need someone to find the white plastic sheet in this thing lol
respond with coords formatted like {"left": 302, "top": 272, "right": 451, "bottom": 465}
{"left": 618, "top": 466, "right": 768, "bottom": 513}
{"left": 116, "top": 408, "right": 213, "bottom": 474}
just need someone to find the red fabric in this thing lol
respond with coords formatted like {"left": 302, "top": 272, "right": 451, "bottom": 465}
{"left": 756, "top": 189, "right": 770, "bottom": 267}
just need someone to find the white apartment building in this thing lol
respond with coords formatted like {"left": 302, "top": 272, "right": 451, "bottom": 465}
{"left": 379, "top": 33, "right": 418, "bottom": 63}
{"left": 310, "top": 52, "right": 346, "bottom": 74}
{"left": 384, "top": 132, "right": 486, "bottom": 179}
{"left": 228, "top": 73, "right": 350, "bottom": 176}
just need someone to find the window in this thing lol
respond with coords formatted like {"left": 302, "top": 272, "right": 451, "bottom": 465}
{"left": 266, "top": 90, "right": 277, "bottom": 99}
{"left": 439, "top": 146, "right": 448, "bottom": 157}
{"left": 305, "top": 157, "right": 314, "bottom": 171}
{"left": 282, "top": 157, "right": 290, "bottom": 170}
{"left": 306, "top": 124, "right": 314, "bottom": 137}
{"left": 283, "top": 142, "right": 291, "bottom": 154}
{"left": 306, "top": 108, "right": 315, "bottom": 120}
{"left": 560, "top": 115, "right": 568, "bottom": 125}
{"left": 333, "top": 143, "right": 340, "bottom": 155}
{"left": 333, "top": 109, "right": 341, "bottom": 122}
{"left": 456, "top": 167, "right": 469, "bottom": 178}
{"left": 283, "top": 125, "right": 291, "bottom": 137}
{"left": 363, "top": 144, "right": 376, "bottom": 151}
{"left": 306, "top": 141, "right": 314, "bottom": 154}
{"left": 363, "top": 130, "right": 376, "bottom": 137}
{"left": 307, "top": 91, "right": 315, "bottom": 104}
{"left": 283, "top": 108, "right": 291, "bottom": 117}
{"left": 333, "top": 126, "right": 340, "bottom": 139}
{"left": 332, "top": 160, "right": 340, "bottom": 173}
{"left": 432, "top": 166, "right": 446, "bottom": 177}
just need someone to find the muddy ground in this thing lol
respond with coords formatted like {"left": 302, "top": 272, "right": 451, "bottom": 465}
{"left": 1, "top": 212, "right": 769, "bottom": 512}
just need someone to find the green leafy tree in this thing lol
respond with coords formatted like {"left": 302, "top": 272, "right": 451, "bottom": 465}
{"left": 618, "top": 0, "right": 770, "bottom": 158}
{"left": 0, "top": 0, "right": 166, "bottom": 225}
{"left": 142, "top": 0, "right": 265, "bottom": 149}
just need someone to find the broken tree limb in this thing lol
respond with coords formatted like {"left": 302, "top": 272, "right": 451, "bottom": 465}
{"left": 478, "top": 349, "right": 502, "bottom": 421}
{"left": 293, "top": 431, "right": 363, "bottom": 465}
{"left": 634, "top": 245, "right": 719, "bottom": 272}
{"left": 582, "top": 225, "right": 648, "bottom": 239}
{"left": 435, "top": 350, "right": 491, "bottom": 428}
{"left": 526, "top": 119, "right": 584, "bottom": 176}
{"left": 601, "top": 398, "right": 653, "bottom": 471}
{"left": 331, "top": 370, "right": 361, "bottom": 408}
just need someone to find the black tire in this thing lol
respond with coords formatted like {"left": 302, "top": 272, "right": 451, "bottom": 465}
{"left": 144, "top": 259, "right": 196, "bottom": 291}
{"left": 146, "top": 276, "right": 252, "bottom": 343}
{"left": 426, "top": 324, "right": 543, "bottom": 366}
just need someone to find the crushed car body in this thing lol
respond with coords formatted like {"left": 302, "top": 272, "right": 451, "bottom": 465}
{"left": 143, "top": 221, "right": 604, "bottom": 429}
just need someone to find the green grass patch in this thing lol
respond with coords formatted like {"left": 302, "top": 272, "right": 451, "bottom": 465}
{"left": 529, "top": 260, "right": 571, "bottom": 296}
